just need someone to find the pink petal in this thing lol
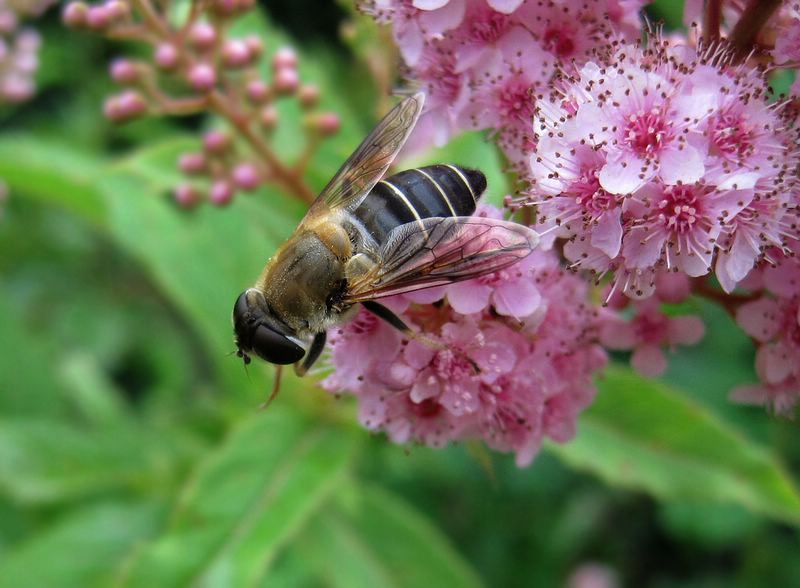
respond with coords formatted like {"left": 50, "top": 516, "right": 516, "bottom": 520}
{"left": 667, "top": 315, "right": 705, "bottom": 345}
{"left": 404, "top": 285, "right": 447, "bottom": 304}
{"left": 487, "top": 0, "right": 523, "bottom": 13}
{"left": 447, "top": 281, "right": 492, "bottom": 314}
{"left": 413, "top": 0, "right": 449, "bottom": 9}
{"left": 736, "top": 298, "right": 781, "bottom": 342}
{"left": 396, "top": 21, "right": 424, "bottom": 67}
{"left": 599, "top": 156, "right": 649, "bottom": 194}
{"left": 631, "top": 344, "right": 668, "bottom": 377}
{"left": 410, "top": 368, "right": 441, "bottom": 402}
{"left": 658, "top": 144, "right": 704, "bottom": 185}
{"left": 404, "top": 340, "right": 437, "bottom": 369}
{"left": 599, "top": 319, "right": 636, "bottom": 349}
{"left": 591, "top": 209, "right": 623, "bottom": 259}
{"left": 493, "top": 279, "right": 541, "bottom": 318}
{"left": 623, "top": 226, "right": 665, "bottom": 270}
{"left": 418, "top": 0, "right": 465, "bottom": 33}
{"left": 756, "top": 343, "right": 794, "bottom": 385}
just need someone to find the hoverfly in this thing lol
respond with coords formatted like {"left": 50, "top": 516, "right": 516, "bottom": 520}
{"left": 233, "top": 92, "right": 539, "bottom": 392}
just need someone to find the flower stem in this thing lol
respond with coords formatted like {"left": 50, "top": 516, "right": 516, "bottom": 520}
{"left": 702, "top": 0, "right": 722, "bottom": 43}
{"left": 208, "top": 90, "right": 316, "bottom": 204}
{"left": 729, "top": 0, "right": 783, "bottom": 60}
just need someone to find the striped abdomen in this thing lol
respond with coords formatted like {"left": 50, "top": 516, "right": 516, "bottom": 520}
{"left": 353, "top": 164, "right": 486, "bottom": 245}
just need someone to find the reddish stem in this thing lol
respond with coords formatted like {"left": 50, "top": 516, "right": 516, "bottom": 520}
{"left": 729, "top": 0, "right": 782, "bottom": 61}
{"left": 208, "top": 91, "right": 316, "bottom": 204}
{"left": 702, "top": 0, "right": 722, "bottom": 43}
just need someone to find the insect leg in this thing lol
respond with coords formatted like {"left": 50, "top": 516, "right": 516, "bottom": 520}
{"left": 259, "top": 365, "right": 283, "bottom": 410}
{"left": 361, "top": 301, "right": 480, "bottom": 373}
{"left": 361, "top": 301, "right": 451, "bottom": 353}
{"left": 294, "top": 331, "right": 328, "bottom": 377}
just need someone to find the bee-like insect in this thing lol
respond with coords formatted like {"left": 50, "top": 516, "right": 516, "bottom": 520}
{"left": 233, "top": 92, "right": 538, "bottom": 381}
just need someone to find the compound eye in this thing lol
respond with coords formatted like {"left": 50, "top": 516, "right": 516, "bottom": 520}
{"left": 233, "top": 291, "right": 250, "bottom": 325}
{"left": 252, "top": 325, "right": 305, "bottom": 365}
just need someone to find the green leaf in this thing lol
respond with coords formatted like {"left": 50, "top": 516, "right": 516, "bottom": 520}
{"left": 0, "top": 419, "right": 193, "bottom": 505}
{"left": 0, "top": 136, "right": 107, "bottom": 225}
{"left": 0, "top": 291, "right": 69, "bottom": 417}
{"left": 290, "top": 482, "right": 484, "bottom": 588}
{"left": 0, "top": 502, "right": 163, "bottom": 588}
{"left": 117, "top": 409, "right": 359, "bottom": 588}
{"left": 550, "top": 366, "right": 800, "bottom": 525}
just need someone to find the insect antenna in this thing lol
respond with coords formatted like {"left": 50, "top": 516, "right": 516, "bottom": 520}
{"left": 258, "top": 364, "right": 284, "bottom": 410}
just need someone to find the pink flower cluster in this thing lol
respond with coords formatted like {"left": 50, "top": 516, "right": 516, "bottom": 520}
{"left": 0, "top": 0, "right": 53, "bottom": 104}
{"left": 361, "top": 0, "right": 649, "bottom": 168}
{"left": 323, "top": 208, "right": 607, "bottom": 466}
{"left": 363, "top": 1, "right": 800, "bottom": 419}
{"left": 528, "top": 37, "right": 799, "bottom": 300}
{"left": 733, "top": 242, "right": 800, "bottom": 413}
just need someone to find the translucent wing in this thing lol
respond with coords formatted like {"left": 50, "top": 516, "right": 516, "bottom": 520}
{"left": 300, "top": 92, "right": 425, "bottom": 226}
{"left": 345, "top": 217, "right": 539, "bottom": 302}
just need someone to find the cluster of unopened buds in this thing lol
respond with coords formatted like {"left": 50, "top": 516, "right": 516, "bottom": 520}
{"left": 347, "top": 0, "right": 800, "bottom": 461}
{"left": 0, "top": 0, "right": 53, "bottom": 104}
{"left": 63, "top": 0, "right": 340, "bottom": 207}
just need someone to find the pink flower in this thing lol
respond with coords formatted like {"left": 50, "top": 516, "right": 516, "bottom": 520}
{"left": 526, "top": 36, "right": 800, "bottom": 298}
{"left": 323, "top": 230, "right": 607, "bottom": 466}
{"left": 600, "top": 299, "right": 705, "bottom": 377}
{"left": 365, "top": 0, "right": 466, "bottom": 66}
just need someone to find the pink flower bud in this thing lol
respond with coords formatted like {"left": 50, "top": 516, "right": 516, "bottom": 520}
{"left": 1, "top": 76, "right": 34, "bottom": 103}
{"left": 246, "top": 79, "right": 270, "bottom": 104}
{"left": 244, "top": 36, "right": 263, "bottom": 58}
{"left": 62, "top": 2, "right": 89, "bottom": 27}
{"left": 221, "top": 39, "right": 251, "bottom": 68}
{"left": 103, "top": 0, "right": 130, "bottom": 21}
{"left": 314, "top": 112, "right": 341, "bottom": 136}
{"left": 210, "top": 180, "right": 235, "bottom": 205}
{"left": 260, "top": 105, "right": 278, "bottom": 129}
{"left": 298, "top": 84, "right": 319, "bottom": 108}
{"left": 104, "top": 90, "right": 147, "bottom": 122}
{"left": 232, "top": 163, "right": 261, "bottom": 191}
{"left": 272, "top": 47, "right": 297, "bottom": 70}
{"left": 202, "top": 130, "right": 229, "bottom": 154}
{"left": 17, "top": 31, "right": 41, "bottom": 53}
{"left": 174, "top": 184, "right": 201, "bottom": 208}
{"left": 273, "top": 67, "right": 298, "bottom": 95}
{"left": 178, "top": 152, "right": 207, "bottom": 174}
{"left": 189, "top": 22, "right": 216, "bottom": 50}
{"left": 0, "top": 9, "right": 18, "bottom": 34}
{"left": 86, "top": 5, "right": 112, "bottom": 29}
{"left": 212, "top": 0, "right": 238, "bottom": 16}
{"left": 154, "top": 43, "right": 180, "bottom": 70}
{"left": 110, "top": 58, "right": 139, "bottom": 84}
{"left": 187, "top": 63, "right": 216, "bottom": 92}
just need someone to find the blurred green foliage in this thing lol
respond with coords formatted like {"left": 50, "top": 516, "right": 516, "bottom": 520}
{"left": 0, "top": 3, "right": 799, "bottom": 587}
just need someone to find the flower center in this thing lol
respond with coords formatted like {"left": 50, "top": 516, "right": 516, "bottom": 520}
{"left": 433, "top": 348, "right": 474, "bottom": 379}
{"left": 656, "top": 185, "right": 704, "bottom": 234}
{"left": 708, "top": 110, "right": 754, "bottom": 161}
{"left": 408, "top": 397, "right": 442, "bottom": 418}
{"left": 634, "top": 312, "right": 668, "bottom": 343}
{"left": 496, "top": 78, "right": 535, "bottom": 125}
{"left": 468, "top": 9, "right": 510, "bottom": 44}
{"left": 573, "top": 169, "right": 614, "bottom": 214}
{"left": 423, "top": 54, "right": 461, "bottom": 102}
{"left": 350, "top": 310, "right": 379, "bottom": 335}
{"left": 542, "top": 27, "right": 576, "bottom": 57}
{"left": 623, "top": 107, "right": 672, "bottom": 156}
